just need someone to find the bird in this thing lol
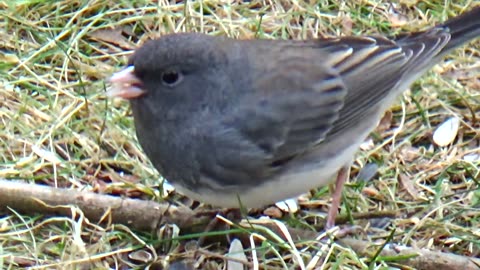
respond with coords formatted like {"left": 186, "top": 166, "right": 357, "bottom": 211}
{"left": 108, "top": 6, "right": 480, "bottom": 228}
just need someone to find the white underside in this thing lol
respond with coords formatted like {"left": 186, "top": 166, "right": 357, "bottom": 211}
{"left": 174, "top": 142, "right": 361, "bottom": 208}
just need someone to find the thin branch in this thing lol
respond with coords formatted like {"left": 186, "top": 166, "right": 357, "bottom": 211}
{"left": 1, "top": 179, "right": 479, "bottom": 270}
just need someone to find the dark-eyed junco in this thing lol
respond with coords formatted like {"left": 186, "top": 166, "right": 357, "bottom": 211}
{"left": 108, "top": 6, "right": 480, "bottom": 227}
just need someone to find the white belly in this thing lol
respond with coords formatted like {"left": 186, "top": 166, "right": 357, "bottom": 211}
{"left": 174, "top": 142, "right": 361, "bottom": 208}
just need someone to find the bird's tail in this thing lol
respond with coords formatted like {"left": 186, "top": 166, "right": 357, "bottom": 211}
{"left": 439, "top": 6, "right": 480, "bottom": 53}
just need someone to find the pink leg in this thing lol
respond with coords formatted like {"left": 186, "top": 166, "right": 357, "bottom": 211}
{"left": 325, "top": 166, "right": 349, "bottom": 229}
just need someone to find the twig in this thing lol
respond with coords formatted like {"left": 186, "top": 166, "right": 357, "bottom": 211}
{"left": 1, "top": 179, "right": 479, "bottom": 270}
{"left": 0, "top": 179, "right": 200, "bottom": 231}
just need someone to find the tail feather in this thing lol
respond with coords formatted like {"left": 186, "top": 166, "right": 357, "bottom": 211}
{"left": 439, "top": 6, "right": 480, "bottom": 52}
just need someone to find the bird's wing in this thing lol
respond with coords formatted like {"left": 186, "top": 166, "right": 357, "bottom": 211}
{"left": 198, "top": 47, "right": 348, "bottom": 184}
{"left": 198, "top": 32, "right": 450, "bottom": 186}
{"left": 320, "top": 30, "right": 450, "bottom": 138}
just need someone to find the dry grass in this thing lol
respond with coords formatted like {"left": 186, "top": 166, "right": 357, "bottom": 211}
{"left": 1, "top": 0, "right": 479, "bottom": 269}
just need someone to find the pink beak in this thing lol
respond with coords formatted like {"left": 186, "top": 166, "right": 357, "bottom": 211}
{"left": 107, "top": 66, "right": 145, "bottom": 99}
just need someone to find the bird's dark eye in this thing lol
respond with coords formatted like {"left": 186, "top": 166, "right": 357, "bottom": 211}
{"left": 161, "top": 70, "right": 182, "bottom": 86}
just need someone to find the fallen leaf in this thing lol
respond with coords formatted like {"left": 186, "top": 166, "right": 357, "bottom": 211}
{"left": 263, "top": 206, "right": 283, "bottom": 218}
{"left": 88, "top": 28, "right": 136, "bottom": 50}
{"left": 362, "top": 187, "right": 381, "bottom": 198}
{"left": 398, "top": 145, "right": 420, "bottom": 162}
{"left": 341, "top": 15, "right": 353, "bottom": 35}
{"left": 376, "top": 110, "right": 393, "bottom": 133}
{"left": 398, "top": 173, "right": 420, "bottom": 200}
